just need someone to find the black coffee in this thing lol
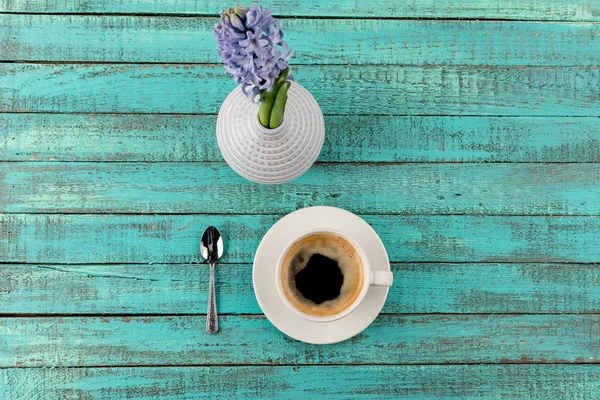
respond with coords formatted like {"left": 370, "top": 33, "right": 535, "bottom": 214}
{"left": 280, "top": 234, "right": 364, "bottom": 317}
{"left": 295, "top": 253, "right": 343, "bottom": 304}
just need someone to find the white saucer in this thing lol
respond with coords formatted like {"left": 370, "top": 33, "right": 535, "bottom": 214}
{"left": 253, "top": 206, "right": 391, "bottom": 344}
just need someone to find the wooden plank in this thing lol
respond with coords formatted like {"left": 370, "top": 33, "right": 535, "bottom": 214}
{"left": 1, "top": 64, "right": 598, "bottom": 116}
{"left": 4, "top": 263, "right": 600, "bottom": 315}
{"left": 3, "top": 162, "right": 600, "bottom": 215}
{"left": 3, "top": 114, "right": 600, "bottom": 163}
{"left": 2, "top": 314, "right": 600, "bottom": 366}
{"left": 1, "top": 0, "right": 597, "bottom": 21}
{"left": 2, "top": 15, "right": 598, "bottom": 66}
{"left": 3, "top": 366, "right": 600, "bottom": 400}
{"left": 2, "top": 214, "right": 599, "bottom": 264}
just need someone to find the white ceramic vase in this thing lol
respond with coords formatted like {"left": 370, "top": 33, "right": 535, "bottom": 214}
{"left": 216, "top": 83, "right": 325, "bottom": 184}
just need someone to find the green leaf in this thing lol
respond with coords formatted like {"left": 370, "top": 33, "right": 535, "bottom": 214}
{"left": 269, "top": 81, "right": 291, "bottom": 129}
{"left": 258, "top": 68, "right": 290, "bottom": 128}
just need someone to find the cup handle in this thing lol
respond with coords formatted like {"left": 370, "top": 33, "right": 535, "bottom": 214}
{"left": 370, "top": 271, "right": 393, "bottom": 287}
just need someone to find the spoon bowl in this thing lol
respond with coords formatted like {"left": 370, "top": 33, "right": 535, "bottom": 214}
{"left": 201, "top": 226, "right": 224, "bottom": 264}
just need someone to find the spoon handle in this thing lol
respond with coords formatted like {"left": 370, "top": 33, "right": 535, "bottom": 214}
{"left": 206, "top": 263, "right": 218, "bottom": 334}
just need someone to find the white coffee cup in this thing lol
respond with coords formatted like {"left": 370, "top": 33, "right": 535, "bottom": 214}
{"left": 275, "top": 228, "right": 393, "bottom": 323}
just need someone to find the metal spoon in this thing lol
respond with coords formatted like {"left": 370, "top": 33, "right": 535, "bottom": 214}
{"left": 201, "top": 226, "right": 223, "bottom": 334}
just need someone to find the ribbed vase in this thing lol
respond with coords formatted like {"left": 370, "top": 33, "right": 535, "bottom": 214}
{"left": 216, "top": 83, "right": 325, "bottom": 184}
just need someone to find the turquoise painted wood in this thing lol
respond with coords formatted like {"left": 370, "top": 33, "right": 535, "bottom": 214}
{"left": 3, "top": 162, "right": 600, "bottom": 215}
{"left": 2, "top": 114, "right": 600, "bottom": 162}
{"left": 3, "top": 15, "right": 598, "bottom": 66}
{"left": 2, "top": 64, "right": 599, "bottom": 115}
{"left": 2, "top": 214, "right": 600, "bottom": 264}
{"left": 3, "top": 314, "right": 600, "bottom": 366}
{"left": 3, "top": 365, "right": 600, "bottom": 399}
{"left": 2, "top": 0, "right": 598, "bottom": 21}
{"left": 1, "top": 1, "right": 599, "bottom": 398}
{"left": 4, "top": 263, "right": 600, "bottom": 315}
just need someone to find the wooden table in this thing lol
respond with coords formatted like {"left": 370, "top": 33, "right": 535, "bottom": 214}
{"left": 1, "top": 1, "right": 600, "bottom": 398}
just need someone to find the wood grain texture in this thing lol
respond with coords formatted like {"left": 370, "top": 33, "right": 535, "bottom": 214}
{"left": 4, "top": 263, "right": 600, "bottom": 315}
{"left": 3, "top": 114, "right": 600, "bottom": 162}
{"left": 3, "top": 162, "right": 600, "bottom": 215}
{"left": 2, "top": 64, "right": 599, "bottom": 115}
{"left": 3, "top": 15, "right": 598, "bottom": 66}
{"left": 2, "top": 314, "right": 600, "bottom": 366}
{"left": 2, "top": 0, "right": 598, "bottom": 396}
{"left": 3, "top": 365, "right": 600, "bottom": 399}
{"left": 2, "top": 214, "right": 600, "bottom": 264}
{"left": 1, "top": 0, "right": 597, "bottom": 21}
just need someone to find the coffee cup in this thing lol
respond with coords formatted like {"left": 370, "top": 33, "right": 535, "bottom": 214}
{"left": 275, "top": 228, "right": 393, "bottom": 323}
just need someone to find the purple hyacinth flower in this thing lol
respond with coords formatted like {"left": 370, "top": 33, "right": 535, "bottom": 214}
{"left": 239, "top": 28, "right": 270, "bottom": 59}
{"left": 214, "top": 4, "right": 293, "bottom": 102}
{"left": 246, "top": 5, "right": 273, "bottom": 30}
{"left": 268, "top": 24, "right": 283, "bottom": 45}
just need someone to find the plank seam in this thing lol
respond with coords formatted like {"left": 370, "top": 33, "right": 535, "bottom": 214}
{"left": 2, "top": 111, "right": 599, "bottom": 118}
{"left": 0, "top": 313, "right": 598, "bottom": 318}
{"left": 0, "top": 12, "right": 596, "bottom": 22}
{"left": 0, "top": 362, "right": 598, "bottom": 369}
{"left": 0, "top": 112, "right": 598, "bottom": 118}
{"left": 2, "top": 211, "right": 600, "bottom": 217}
{"left": 2, "top": 160, "right": 600, "bottom": 165}
{"left": 3, "top": 261, "right": 600, "bottom": 266}
{"left": 1, "top": 60, "right": 598, "bottom": 68}
{"left": 3, "top": 161, "right": 600, "bottom": 164}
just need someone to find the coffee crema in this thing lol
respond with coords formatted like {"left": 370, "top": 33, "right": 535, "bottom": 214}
{"left": 280, "top": 233, "right": 364, "bottom": 317}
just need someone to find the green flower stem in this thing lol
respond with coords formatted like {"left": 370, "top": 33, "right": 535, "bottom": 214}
{"left": 258, "top": 68, "right": 290, "bottom": 129}
{"left": 269, "top": 81, "right": 291, "bottom": 129}
{"left": 258, "top": 91, "right": 276, "bottom": 128}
